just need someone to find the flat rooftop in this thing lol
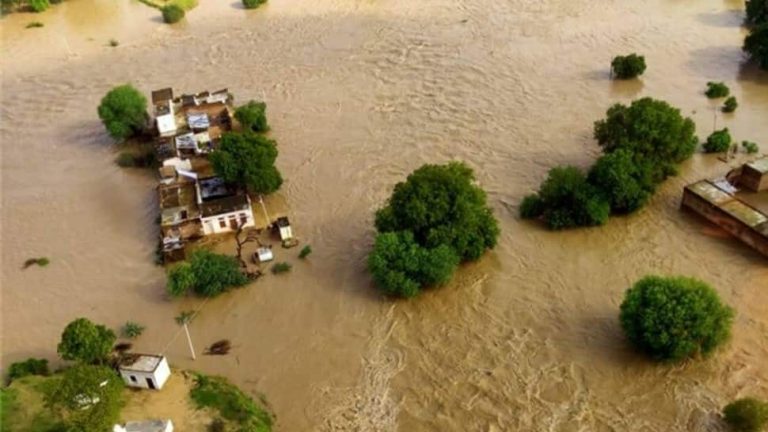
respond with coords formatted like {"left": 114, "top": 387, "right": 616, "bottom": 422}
{"left": 119, "top": 354, "right": 164, "bottom": 373}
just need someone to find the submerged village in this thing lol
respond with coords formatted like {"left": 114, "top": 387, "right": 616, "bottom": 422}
{"left": 2, "top": 0, "right": 768, "bottom": 431}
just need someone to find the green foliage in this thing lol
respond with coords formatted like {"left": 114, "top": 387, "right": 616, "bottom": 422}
{"left": 524, "top": 166, "right": 610, "bottom": 229}
{"left": 588, "top": 149, "right": 655, "bottom": 214}
{"left": 7, "top": 358, "right": 50, "bottom": 383}
{"left": 724, "top": 398, "right": 768, "bottom": 432}
{"left": 744, "top": 24, "right": 768, "bottom": 70}
{"left": 29, "top": 0, "right": 48, "bottom": 12}
{"left": 298, "top": 245, "right": 312, "bottom": 259}
{"left": 705, "top": 81, "right": 731, "bottom": 99}
{"left": 24, "top": 257, "right": 50, "bottom": 268}
{"left": 175, "top": 310, "right": 196, "bottom": 325}
{"left": 368, "top": 231, "right": 459, "bottom": 298}
{"left": 242, "top": 0, "right": 266, "bottom": 8}
{"left": 611, "top": 53, "right": 646, "bottom": 79}
{"left": 167, "top": 262, "right": 196, "bottom": 297}
{"left": 161, "top": 4, "right": 184, "bottom": 23}
{"left": 271, "top": 262, "right": 292, "bottom": 274}
{"left": 723, "top": 96, "right": 739, "bottom": 113}
{"left": 26, "top": 21, "right": 44, "bottom": 28}
{"left": 167, "top": 250, "right": 248, "bottom": 298}
{"left": 746, "top": 0, "right": 768, "bottom": 26}
{"left": 619, "top": 275, "right": 734, "bottom": 361}
{"left": 97, "top": 84, "right": 147, "bottom": 141}
{"left": 235, "top": 101, "right": 269, "bottom": 133}
{"left": 115, "top": 151, "right": 155, "bottom": 168}
{"left": 704, "top": 128, "right": 733, "bottom": 153}
{"left": 743, "top": 141, "right": 760, "bottom": 154}
{"left": 0, "top": 388, "right": 17, "bottom": 429}
{"left": 190, "top": 373, "right": 273, "bottom": 432}
{"left": 519, "top": 194, "right": 544, "bottom": 219}
{"left": 121, "top": 321, "right": 145, "bottom": 339}
{"left": 44, "top": 365, "right": 123, "bottom": 432}
{"left": 57, "top": 318, "right": 116, "bottom": 364}
{"left": 210, "top": 132, "right": 283, "bottom": 195}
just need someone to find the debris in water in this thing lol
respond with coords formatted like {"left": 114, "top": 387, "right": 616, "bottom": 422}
{"left": 205, "top": 339, "right": 232, "bottom": 355}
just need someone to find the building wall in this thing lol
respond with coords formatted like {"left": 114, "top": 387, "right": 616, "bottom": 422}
{"left": 119, "top": 357, "right": 171, "bottom": 390}
{"left": 201, "top": 207, "right": 255, "bottom": 235}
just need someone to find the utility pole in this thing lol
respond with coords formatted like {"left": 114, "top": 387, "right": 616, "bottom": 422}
{"left": 175, "top": 311, "right": 196, "bottom": 360}
{"left": 258, "top": 195, "right": 271, "bottom": 227}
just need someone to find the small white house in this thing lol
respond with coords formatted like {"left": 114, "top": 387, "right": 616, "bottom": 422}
{"left": 118, "top": 354, "right": 171, "bottom": 390}
{"left": 114, "top": 419, "right": 173, "bottom": 432}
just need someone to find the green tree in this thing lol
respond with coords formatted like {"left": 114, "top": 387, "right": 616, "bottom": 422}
{"left": 593, "top": 98, "right": 697, "bottom": 182}
{"left": 611, "top": 54, "right": 646, "bottom": 79}
{"left": 166, "top": 262, "right": 196, "bottom": 297}
{"left": 588, "top": 149, "right": 655, "bottom": 214}
{"left": 242, "top": 0, "right": 266, "bottom": 8}
{"left": 210, "top": 132, "right": 283, "bottom": 195}
{"left": 744, "top": 24, "right": 768, "bottom": 70}
{"left": 57, "top": 318, "right": 116, "bottom": 364}
{"left": 724, "top": 398, "right": 768, "bottom": 432}
{"left": 520, "top": 166, "right": 610, "bottom": 229}
{"left": 704, "top": 128, "right": 732, "bottom": 153}
{"left": 374, "top": 162, "right": 499, "bottom": 261}
{"left": 7, "top": 358, "right": 49, "bottom": 383}
{"left": 619, "top": 275, "right": 734, "bottom": 361}
{"left": 44, "top": 365, "right": 123, "bottom": 432}
{"left": 746, "top": 0, "right": 768, "bottom": 26}
{"left": 97, "top": 84, "right": 148, "bottom": 141}
{"left": 235, "top": 101, "right": 269, "bottom": 133}
{"left": 161, "top": 4, "right": 184, "bottom": 23}
{"left": 29, "top": 0, "right": 48, "bottom": 12}
{"left": 723, "top": 96, "right": 739, "bottom": 113}
{"left": 167, "top": 250, "right": 248, "bottom": 298}
{"left": 706, "top": 81, "right": 731, "bottom": 98}
{"left": 368, "top": 231, "right": 459, "bottom": 298}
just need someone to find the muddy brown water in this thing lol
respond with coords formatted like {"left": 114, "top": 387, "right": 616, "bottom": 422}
{"left": 2, "top": 0, "right": 768, "bottom": 430}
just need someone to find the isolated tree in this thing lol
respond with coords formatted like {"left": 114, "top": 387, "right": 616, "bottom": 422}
{"left": 746, "top": 0, "right": 768, "bottom": 26}
{"left": 188, "top": 250, "right": 247, "bottom": 297}
{"left": 588, "top": 149, "right": 655, "bottom": 214}
{"left": 235, "top": 101, "right": 269, "bottom": 132}
{"left": 723, "top": 96, "right": 739, "bottom": 113}
{"left": 611, "top": 54, "right": 646, "bottom": 79}
{"left": 744, "top": 24, "right": 768, "bottom": 70}
{"left": 44, "top": 365, "right": 123, "bottom": 432}
{"left": 619, "top": 275, "right": 734, "bottom": 361}
{"left": 97, "top": 84, "right": 148, "bottom": 141}
{"left": 161, "top": 4, "right": 184, "bottom": 23}
{"left": 368, "top": 231, "right": 459, "bottom": 298}
{"left": 57, "top": 318, "right": 116, "bottom": 364}
{"left": 724, "top": 397, "right": 768, "bottom": 432}
{"left": 704, "top": 128, "right": 732, "bottom": 153}
{"left": 374, "top": 162, "right": 499, "bottom": 261}
{"left": 593, "top": 97, "right": 697, "bottom": 181}
{"left": 210, "top": 132, "right": 283, "bottom": 195}
{"left": 705, "top": 81, "right": 731, "bottom": 99}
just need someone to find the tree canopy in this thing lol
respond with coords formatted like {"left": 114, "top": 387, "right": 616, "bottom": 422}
{"left": 242, "top": 0, "right": 266, "bottom": 8}
{"left": 587, "top": 149, "right": 655, "bottom": 214}
{"left": 166, "top": 249, "right": 248, "bottom": 298}
{"left": 746, "top": 0, "right": 768, "bottom": 26}
{"left": 724, "top": 397, "right": 768, "bottom": 432}
{"left": 56, "top": 318, "right": 116, "bottom": 364}
{"left": 619, "top": 275, "right": 734, "bottom": 361}
{"left": 744, "top": 24, "right": 768, "bottom": 70}
{"left": 235, "top": 101, "right": 269, "bottom": 133}
{"left": 210, "top": 132, "right": 283, "bottom": 195}
{"left": 97, "top": 84, "right": 147, "bottom": 141}
{"left": 704, "top": 128, "right": 732, "bottom": 153}
{"left": 610, "top": 54, "right": 646, "bottom": 79}
{"left": 161, "top": 4, "right": 184, "bottom": 23}
{"left": 705, "top": 81, "right": 730, "bottom": 99}
{"left": 44, "top": 365, "right": 123, "bottom": 432}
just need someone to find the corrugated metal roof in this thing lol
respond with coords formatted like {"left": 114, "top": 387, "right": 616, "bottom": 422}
{"left": 746, "top": 158, "right": 768, "bottom": 174}
{"left": 720, "top": 200, "right": 768, "bottom": 227}
{"left": 686, "top": 180, "right": 734, "bottom": 205}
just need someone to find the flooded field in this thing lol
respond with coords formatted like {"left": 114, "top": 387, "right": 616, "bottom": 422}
{"left": 2, "top": 0, "right": 768, "bottom": 430}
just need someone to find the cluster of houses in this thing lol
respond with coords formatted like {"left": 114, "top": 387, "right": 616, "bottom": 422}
{"left": 149, "top": 87, "right": 291, "bottom": 261}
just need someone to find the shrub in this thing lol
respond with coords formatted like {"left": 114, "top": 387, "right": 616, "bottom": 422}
{"left": 743, "top": 141, "right": 760, "bottom": 154}
{"left": 724, "top": 398, "right": 768, "bottom": 432}
{"left": 23, "top": 256, "right": 50, "bottom": 268}
{"left": 190, "top": 374, "right": 273, "bottom": 432}
{"left": 298, "top": 245, "right": 312, "bottom": 259}
{"left": 235, "top": 101, "right": 269, "bottom": 133}
{"left": 26, "top": 21, "right": 44, "bottom": 28}
{"left": 744, "top": 24, "right": 768, "bottom": 70}
{"left": 167, "top": 262, "right": 195, "bottom": 297}
{"left": 97, "top": 84, "right": 147, "bottom": 141}
{"left": 109, "top": 39, "right": 119, "bottom": 47}
{"left": 242, "top": 0, "right": 266, "bottom": 8}
{"left": 704, "top": 128, "right": 732, "bottom": 153}
{"left": 706, "top": 81, "right": 730, "bottom": 98}
{"left": 166, "top": 250, "right": 248, "bottom": 298}
{"left": 526, "top": 166, "right": 610, "bottom": 229}
{"left": 619, "top": 275, "right": 734, "bottom": 361}
{"left": 271, "top": 262, "right": 292, "bottom": 274}
{"left": 746, "top": 0, "right": 768, "bottom": 26}
{"left": 7, "top": 358, "right": 49, "bottom": 382}
{"left": 519, "top": 194, "right": 545, "bottom": 219}
{"left": 121, "top": 321, "right": 145, "bottom": 339}
{"left": 611, "top": 54, "right": 646, "bottom": 79}
{"left": 210, "top": 132, "right": 283, "bottom": 195}
{"left": 28, "top": 0, "right": 48, "bottom": 12}
{"left": 57, "top": 318, "right": 116, "bottom": 364}
{"left": 588, "top": 149, "right": 655, "bottom": 214}
{"left": 723, "top": 96, "right": 739, "bottom": 113}
{"left": 161, "top": 4, "right": 184, "bottom": 23}
{"left": 44, "top": 365, "right": 124, "bottom": 432}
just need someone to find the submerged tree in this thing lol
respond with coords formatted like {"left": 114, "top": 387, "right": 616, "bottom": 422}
{"left": 723, "top": 397, "right": 768, "bottom": 432}
{"left": 704, "top": 128, "right": 732, "bottom": 153}
{"left": 587, "top": 149, "right": 655, "bottom": 214}
{"left": 57, "top": 318, "right": 116, "bottom": 364}
{"left": 746, "top": 0, "right": 768, "bottom": 26}
{"left": 610, "top": 53, "right": 647, "bottom": 79}
{"left": 97, "top": 84, "right": 148, "bottom": 141}
{"left": 166, "top": 250, "right": 248, "bottom": 298}
{"left": 161, "top": 4, "right": 184, "bottom": 23}
{"left": 210, "top": 132, "right": 283, "bottom": 195}
{"left": 744, "top": 24, "right": 768, "bottom": 70}
{"left": 235, "top": 101, "right": 269, "bottom": 133}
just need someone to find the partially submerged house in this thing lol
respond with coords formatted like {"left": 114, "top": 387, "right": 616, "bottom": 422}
{"left": 682, "top": 158, "right": 768, "bottom": 257}
{"left": 118, "top": 354, "right": 171, "bottom": 391}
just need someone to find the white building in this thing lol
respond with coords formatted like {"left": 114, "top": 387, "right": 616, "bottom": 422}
{"left": 197, "top": 177, "right": 256, "bottom": 235}
{"left": 114, "top": 420, "right": 173, "bottom": 432}
{"left": 118, "top": 354, "right": 171, "bottom": 390}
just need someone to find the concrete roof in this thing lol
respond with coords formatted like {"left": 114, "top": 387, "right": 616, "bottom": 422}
{"left": 746, "top": 158, "right": 768, "bottom": 174}
{"left": 119, "top": 354, "right": 164, "bottom": 373}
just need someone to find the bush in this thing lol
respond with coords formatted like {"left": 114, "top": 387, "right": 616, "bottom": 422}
{"left": 743, "top": 141, "right": 760, "bottom": 154}
{"left": 23, "top": 257, "right": 50, "bottom": 268}
{"left": 723, "top": 96, "right": 739, "bottom": 113}
{"left": 298, "top": 245, "right": 312, "bottom": 259}
{"left": 97, "top": 84, "right": 147, "bottom": 141}
{"left": 115, "top": 151, "right": 155, "bottom": 168}
{"left": 190, "top": 374, "right": 273, "bottom": 432}
{"left": 57, "top": 318, "right": 116, "bottom": 364}
{"left": 271, "top": 262, "right": 292, "bottom": 274}
{"left": 588, "top": 149, "right": 655, "bottom": 214}
{"left": 235, "top": 101, "right": 269, "bottom": 133}
{"left": 121, "top": 321, "right": 145, "bottom": 339}
{"left": 744, "top": 24, "right": 768, "bottom": 70}
{"left": 28, "top": 0, "right": 48, "bottom": 12}
{"left": 525, "top": 166, "right": 610, "bottom": 229}
{"left": 519, "top": 194, "right": 545, "bottom": 219}
{"left": 724, "top": 398, "right": 768, "bottom": 432}
{"left": 26, "top": 21, "right": 44, "bottom": 28}
{"left": 7, "top": 358, "right": 49, "bottom": 383}
{"left": 746, "top": 0, "right": 768, "bottom": 26}
{"left": 109, "top": 39, "right": 119, "bottom": 47}
{"left": 611, "top": 54, "right": 646, "bottom": 79}
{"left": 167, "top": 262, "right": 195, "bottom": 297}
{"left": 166, "top": 250, "right": 248, "bottom": 298}
{"left": 242, "top": 0, "right": 266, "bottom": 8}
{"left": 704, "top": 128, "right": 732, "bottom": 153}
{"left": 619, "top": 275, "right": 734, "bottom": 361}
{"left": 706, "top": 81, "right": 730, "bottom": 98}
{"left": 210, "top": 132, "right": 283, "bottom": 195}
{"left": 161, "top": 4, "right": 184, "bottom": 23}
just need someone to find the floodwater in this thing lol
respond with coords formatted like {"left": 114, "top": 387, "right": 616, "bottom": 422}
{"left": 2, "top": 0, "right": 768, "bottom": 430}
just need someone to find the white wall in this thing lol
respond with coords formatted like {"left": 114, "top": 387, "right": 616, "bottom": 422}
{"left": 201, "top": 208, "right": 255, "bottom": 235}
{"left": 119, "top": 357, "right": 171, "bottom": 390}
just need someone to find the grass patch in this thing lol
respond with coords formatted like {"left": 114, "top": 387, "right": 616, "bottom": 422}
{"left": 271, "top": 262, "right": 292, "bottom": 274}
{"left": 190, "top": 373, "right": 273, "bottom": 432}
{"left": 0, "top": 376, "right": 64, "bottom": 432}
{"left": 26, "top": 21, "right": 44, "bottom": 28}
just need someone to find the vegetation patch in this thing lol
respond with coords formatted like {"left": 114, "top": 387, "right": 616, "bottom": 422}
{"left": 162, "top": 4, "right": 185, "bottom": 23}
{"left": 210, "top": 132, "right": 283, "bottom": 195}
{"left": 1, "top": 376, "right": 63, "bottom": 432}
{"left": 705, "top": 81, "right": 730, "bottom": 99}
{"left": 610, "top": 53, "right": 646, "bottom": 79}
{"left": 7, "top": 358, "right": 49, "bottom": 383}
{"left": 115, "top": 149, "right": 156, "bottom": 168}
{"left": 121, "top": 321, "right": 146, "bottom": 339}
{"left": 57, "top": 317, "right": 116, "bottom": 364}
{"left": 271, "top": 262, "right": 292, "bottom": 274}
{"left": 704, "top": 128, "right": 732, "bottom": 153}
{"left": 235, "top": 101, "right": 269, "bottom": 133}
{"left": 242, "top": 0, "right": 266, "bottom": 9}
{"left": 167, "top": 250, "right": 248, "bottom": 298}
{"left": 724, "top": 397, "right": 768, "bottom": 432}
{"left": 26, "top": 21, "right": 44, "bottom": 28}
{"left": 744, "top": 24, "right": 768, "bottom": 70}
{"left": 746, "top": 0, "right": 768, "bottom": 26}
{"left": 190, "top": 373, "right": 274, "bottom": 432}
{"left": 23, "top": 257, "right": 50, "bottom": 269}
{"left": 742, "top": 140, "right": 760, "bottom": 154}
{"left": 298, "top": 245, "right": 312, "bottom": 259}
{"left": 98, "top": 84, "right": 148, "bottom": 141}
{"left": 723, "top": 96, "right": 738, "bottom": 113}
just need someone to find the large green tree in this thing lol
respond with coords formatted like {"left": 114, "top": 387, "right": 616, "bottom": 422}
{"left": 57, "top": 318, "right": 116, "bottom": 364}
{"left": 619, "top": 275, "right": 734, "bottom": 361}
{"left": 44, "top": 365, "right": 123, "bottom": 432}
{"left": 210, "top": 132, "right": 283, "bottom": 195}
{"left": 166, "top": 250, "right": 248, "bottom": 298}
{"left": 235, "top": 101, "right": 269, "bottom": 133}
{"left": 746, "top": 0, "right": 768, "bottom": 26}
{"left": 745, "top": 24, "right": 768, "bottom": 70}
{"left": 97, "top": 84, "right": 147, "bottom": 141}
{"left": 587, "top": 149, "right": 655, "bottom": 214}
